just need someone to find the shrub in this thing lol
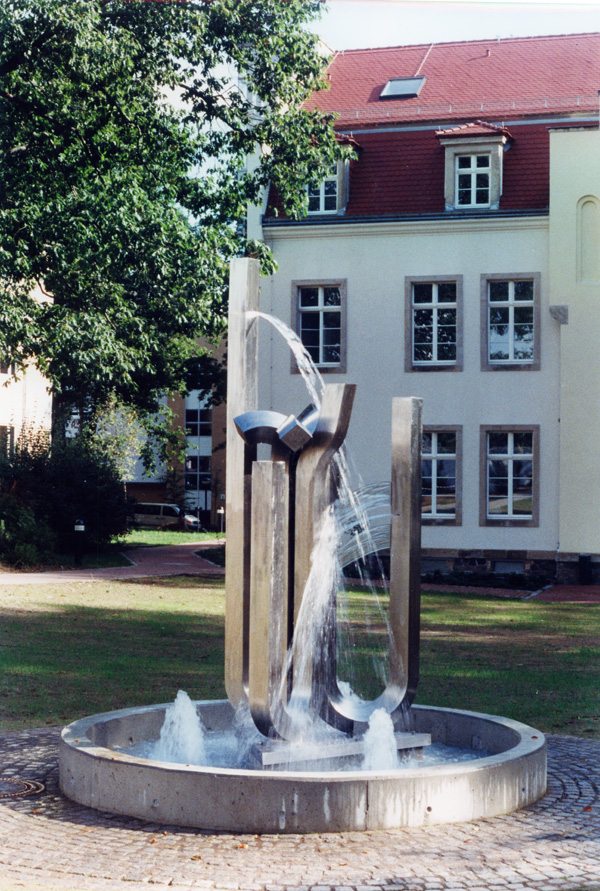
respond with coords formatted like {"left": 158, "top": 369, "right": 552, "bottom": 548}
{"left": 0, "top": 493, "right": 55, "bottom": 567}
{"left": 0, "top": 429, "right": 127, "bottom": 564}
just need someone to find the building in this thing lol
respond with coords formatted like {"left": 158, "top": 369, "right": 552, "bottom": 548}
{"left": 249, "top": 32, "right": 600, "bottom": 580}
{"left": 0, "top": 285, "right": 53, "bottom": 452}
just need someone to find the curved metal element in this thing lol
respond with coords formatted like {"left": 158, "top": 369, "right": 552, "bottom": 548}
{"left": 289, "top": 383, "right": 357, "bottom": 735}
{"left": 328, "top": 397, "right": 423, "bottom": 729}
{"left": 234, "top": 410, "right": 288, "bottom": 447}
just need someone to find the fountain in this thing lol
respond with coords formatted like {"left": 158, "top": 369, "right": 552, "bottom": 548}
{"left": 59, "top": 258, "right": 546, "bottom": 832}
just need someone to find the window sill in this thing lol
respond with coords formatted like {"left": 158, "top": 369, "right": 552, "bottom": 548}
{"left": 291, "top": 364, "right": 346, "bottom": 375}
{"left": 481, "top": 362, "right": 539, "bottom": 372}
{"left": 481, "top": 517, "right": 537, "bottom": 528}
{"left": 409, "top": 363, "right": 463, "bottom": 373}
{"left": 422, "top": 517, "right": 461, "bottom": 526}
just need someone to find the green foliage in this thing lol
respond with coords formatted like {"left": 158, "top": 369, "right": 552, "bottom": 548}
{"left": 0, "top": 427, "right": 127, "bottom": 562}
{"left": 0, "top": 493, "right": 55, "bottom": 566}
{"left": 0, "top": 0, "right": 344, "bottom": 426}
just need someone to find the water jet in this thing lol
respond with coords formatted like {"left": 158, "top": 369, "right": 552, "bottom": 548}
{"left": 59, "top": 258, "right": 546, "bottom": 831}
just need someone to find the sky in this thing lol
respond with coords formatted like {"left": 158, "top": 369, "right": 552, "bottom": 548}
{"left": 316, "top": 0, "right": 600, "bottom": 50}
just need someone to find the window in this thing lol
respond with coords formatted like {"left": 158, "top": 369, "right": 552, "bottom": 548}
{"left": 0, "top": 361, "right": 14, "bottom": 376}
{"left": 480, "top": 426, "right": 539, "bottom": 527}
{"left": 437, "top": 126, "right": 511, "bottom": 212}
{"left": 380, "top": 76, "right": 425, "bottom": 100}
{"left": 185, "top": 456, "right": 212, "bottom": 510}
{"left": 185, "top": 408, "right": 212, "bottom": 438}
{"left": 481, "top": 274, "right": 540, "bottom": 371}
{"left": 405, "top": 276, "right": 463, "bottom": 372}
{"left": 422, "top": 427, "right": 462, "bottom": 524}
{"left": 307, "top": 165, "right": 338, "bottom": 214}
{"left": 456, "top": 154, "right": 491, "bottom": 207}
{"left": 293, "top": 279, "right": 347, "bottom": 373}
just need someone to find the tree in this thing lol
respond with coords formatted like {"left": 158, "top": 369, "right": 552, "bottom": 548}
{"left": 0, "top": 0, "right": 347, "bottom": 439}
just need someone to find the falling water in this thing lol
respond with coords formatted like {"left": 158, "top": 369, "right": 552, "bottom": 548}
{"left": 252, "top": 310, "right": 398, "bottom": 716}
{"left": 247, "top": 310, "right": 324, "bottom": 407}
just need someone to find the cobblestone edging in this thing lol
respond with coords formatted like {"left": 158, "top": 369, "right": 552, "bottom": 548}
{"left": 0, "top": 727, "right": 599, "bottom": 891}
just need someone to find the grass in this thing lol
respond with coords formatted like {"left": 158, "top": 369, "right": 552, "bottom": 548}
{"left": 120, "top": 528, "right": 223, "bottom": 548}
{"left": 0, "top": 576, "right": 226, "bottom": 730}
{"left": 0, "top": 579, "right": 599, "bottom": 737}
{"left": 339, "top": 587, "right": 600, "bottom": 739}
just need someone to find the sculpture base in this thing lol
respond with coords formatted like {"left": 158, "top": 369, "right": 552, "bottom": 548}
{"left": 59, "top": 701, "right": 546, "bottom": 832}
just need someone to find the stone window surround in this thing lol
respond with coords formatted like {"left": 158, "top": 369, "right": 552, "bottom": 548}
{"left": 480, "top": 272, "right": 541, "bottom": 372}
{"left": 438, "top": 134, "right": 510, "bottom": 212}
{"left": 291, "top": 278, "right": 347, "bottom": 375}
{"left": 422, "top": 425, "right": 463, "bottom": 526}
{"left": 404, "top": 274, "right": 464, "bottom": 373}
{"left": 479, "top": 424, "right": 540, "bottom": 528}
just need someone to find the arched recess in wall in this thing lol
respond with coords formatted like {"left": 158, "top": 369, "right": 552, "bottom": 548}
{"left": 577, "top": 195, "right": 600, "bottom": 283}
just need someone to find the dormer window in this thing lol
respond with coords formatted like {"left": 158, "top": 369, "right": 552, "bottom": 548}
{"left": 308, "top": 164, "right": 338, "bottom": 214}
{"left": 437, "top": 122, "right": 513, "bottom": 212}
{"left": 306, "top": 160, "right": 350, "bottom": 217}
{"left": 456, "top": 154, "right": 491, "bottom": 207}
{"left": 380, "top": 76, "right": 426, "bottom": 100}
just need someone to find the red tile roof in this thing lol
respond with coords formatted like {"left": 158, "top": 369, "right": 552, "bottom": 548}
{"left": 306, "top": 33, "right": 600, "bottom": 127}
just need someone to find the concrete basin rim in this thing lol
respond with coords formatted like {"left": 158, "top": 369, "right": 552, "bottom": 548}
{"left": 60, "top": 700, "right": 546, "bottom": 780}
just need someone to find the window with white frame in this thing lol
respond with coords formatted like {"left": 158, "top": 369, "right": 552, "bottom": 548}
{"left": 307, "top": 165, "right": 338, "bottom": 214}
{"left": 481, "top": 274, "right": 540, "bottom": 370}
{"left": 406, "top": 278, "right": 462, "bottom": 370}
{"left": 488, "top": 279, "right": 534, "bottom": 362}
{"left": 481, "top": 427, "right": 539, "bottom": 526}
{"left": 437, "top": 129, "right": 511, "bottom": 212}
{"left": 294, "top": 281, "right": 346, "bottom": 371}
{"left": 422, "top": 429, "right": 461, "bottom": 523}
{"left": 456, "top": 154, "right": 491, "bottom": 207}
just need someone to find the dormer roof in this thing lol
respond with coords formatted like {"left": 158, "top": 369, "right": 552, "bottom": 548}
{"left": 435, "top": 120, "right": 513, "bottom": 140}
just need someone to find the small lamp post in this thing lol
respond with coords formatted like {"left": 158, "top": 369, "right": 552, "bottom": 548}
{"left": 74, "top": 518, "right": 85, "bottom": 566}
{"left": 217, "top": 506, "right": 225, "bottom": 534}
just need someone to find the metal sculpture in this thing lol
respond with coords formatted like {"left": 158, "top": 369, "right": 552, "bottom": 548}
{"left": 225, "top": 258, "right": 422, "bottom": 742}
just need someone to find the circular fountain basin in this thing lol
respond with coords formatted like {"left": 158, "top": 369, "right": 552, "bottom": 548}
{"left": 59, "top": 700, "right": 546, "bottom": 832}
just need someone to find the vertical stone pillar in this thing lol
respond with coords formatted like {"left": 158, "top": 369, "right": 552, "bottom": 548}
{"left": 225, "top": 258, "right": 260, "bottom": 707}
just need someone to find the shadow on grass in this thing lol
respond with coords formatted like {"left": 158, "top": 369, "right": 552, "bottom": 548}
{"left": 0, "top": 603, "right": 226, "bottom": 729}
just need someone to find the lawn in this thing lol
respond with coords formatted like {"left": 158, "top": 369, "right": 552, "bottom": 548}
{"left": 1, "top": 578, "right": 598, "bottom": 738}
{"left": 0, "top": 576, "right": 226, "bottom": 730}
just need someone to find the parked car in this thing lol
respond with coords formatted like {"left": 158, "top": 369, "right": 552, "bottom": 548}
{"left": 132, "top": 503, "right": 201, "bottom": 531}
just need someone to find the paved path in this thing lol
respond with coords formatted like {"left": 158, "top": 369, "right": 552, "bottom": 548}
{"left": 0, "top": 728, "right": 599, "bottom": 891}
{"left": 0, "top": 541, "right": 225, "bottom": 587}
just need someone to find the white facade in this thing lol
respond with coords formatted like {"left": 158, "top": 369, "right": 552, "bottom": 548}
{"left": 257, "top": 214, "right": 560, "bottom": 564}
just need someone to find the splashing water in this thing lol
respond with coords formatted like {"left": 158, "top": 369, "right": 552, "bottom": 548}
{"left": 151, "top": 690, "right": 206, "bottom": 764}
{"left": 362, "top": 708, "right": 400, "bottom": 770}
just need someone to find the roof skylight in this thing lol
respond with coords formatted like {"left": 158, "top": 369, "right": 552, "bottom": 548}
{"left": 380, "top": 76, "right": 426, "bottom": 100}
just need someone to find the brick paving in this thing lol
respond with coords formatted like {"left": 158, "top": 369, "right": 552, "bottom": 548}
{"left": 0, "top": 728, "right": 599, "bottom": 891}
{"left": 0, "top": 541, "right": 225, "bottom": 587}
